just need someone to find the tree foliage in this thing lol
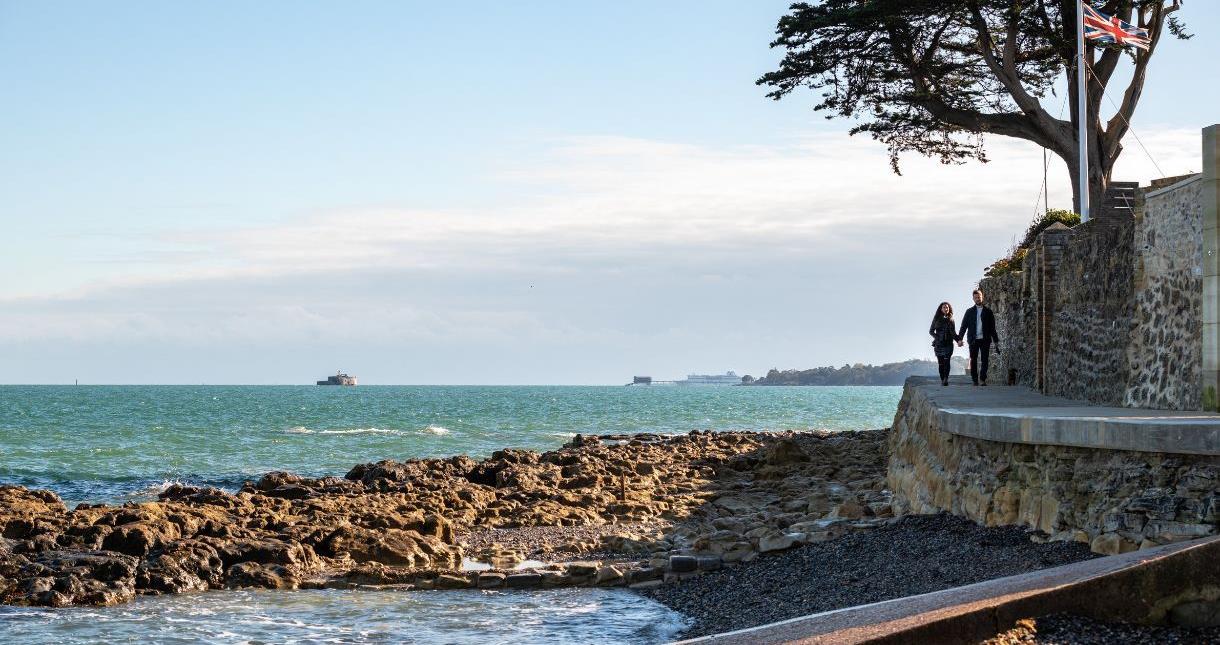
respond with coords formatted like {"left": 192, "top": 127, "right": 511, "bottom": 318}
{"left": 758, "top": 1, "right": 1187, "bottom": 211}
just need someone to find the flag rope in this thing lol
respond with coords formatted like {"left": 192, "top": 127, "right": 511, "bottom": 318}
{"left": 1085, "top": 62, "right": 1168, "bottom": 179}
{"left": 1030, "top": 80, "right": 1073, "bottom": 220}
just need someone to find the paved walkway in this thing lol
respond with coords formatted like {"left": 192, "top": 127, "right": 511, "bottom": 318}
{"left": 910, "top": 376, "right": 1220, "bottom": 455}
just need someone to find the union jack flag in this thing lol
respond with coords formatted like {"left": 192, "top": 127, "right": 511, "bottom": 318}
{"left": 1083, "top": 2, "right": 1151, "bottom": 51}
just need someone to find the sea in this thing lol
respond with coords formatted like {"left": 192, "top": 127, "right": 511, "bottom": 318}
{"left": 0, "top": 384, "right": 902, "bottom": 644}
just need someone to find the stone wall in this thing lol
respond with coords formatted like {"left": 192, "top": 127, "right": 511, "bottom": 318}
{"left": 1045, "top": 217, "right": 1137, "bottom": 404}
{"left": 979, "top": 175, "right": 1203, "bottom": 409}
{"left": 1126, "top": 177, "right": 1204, "bottom": 408}
{"left": 888, "top": 383, "right": 1220, "bottom": 555}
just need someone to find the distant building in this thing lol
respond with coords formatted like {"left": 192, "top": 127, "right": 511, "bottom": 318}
{"left": 317, "top": 371, "right": 357, "bottom": 386}
{"left": 679, "top": 371, "right": 741, "bottom": 386}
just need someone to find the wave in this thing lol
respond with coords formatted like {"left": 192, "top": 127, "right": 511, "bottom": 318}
{"left": 283, "top": 427, "right": 399, "bottom": 435}
{"left": 121, "top": 478, "right": 187, "bottom": 500}
{"left": 421, "top": 424, "right": 450, "bottom": 435}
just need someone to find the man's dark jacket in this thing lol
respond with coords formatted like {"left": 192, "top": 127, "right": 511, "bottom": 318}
{"left": 957, "top": 305, "right": 1000, "bottom": 344}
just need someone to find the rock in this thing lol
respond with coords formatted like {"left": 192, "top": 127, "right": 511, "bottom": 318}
{"left": 713, "top": 496, "right": 758, "bottom": 514}
{"left": 668, "top": 555, "right": 698, "bottom": 573}
{"left": 720, "top": 543, "right": 755, "bottom": 563}
{"left": 765, "top": 439, "right": 809, "bottom": 465}
{"left": 758, "top": 533, "right": 801, "bottom": 553}
{"left": 477, "top": 572, "right": 506, "bottom": 589}
{"left": 828, "top": 501, "right": 866, "bottom": 520}
{"left": 318, "top": 527, "right": 457, "bottom": 569}
{"left": 434, "top": 573, "right": 473, "bottom": 589}
{"left": 224, "top": 562, "right": 297, "bottom": 590}
{"left": 0, "top": 428, "right": 893, "bottom": 606}
{"left": 566, "top": 561, "right": 598, "bottom": 577}
{"left": 1090, "top": 532, "right": 1138, "bottom": 555}
{"left": 595, "top": 566, "right": 624, "bottom": 585}
{"left": 506, "top": 572, "right": 542, "bottom": 588}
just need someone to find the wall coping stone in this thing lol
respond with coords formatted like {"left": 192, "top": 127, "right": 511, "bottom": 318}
{"left": 908, "top": 376, "right": 1220, "bottom": 456}
{"left": 1144, "top": 173, "right": 1203, "bottom": 200}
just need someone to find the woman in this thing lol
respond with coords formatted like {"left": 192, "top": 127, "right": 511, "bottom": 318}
{"left": 929, "top": 302, "right": 956, "bottom": 386}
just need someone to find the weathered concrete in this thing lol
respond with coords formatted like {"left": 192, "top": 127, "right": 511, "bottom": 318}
{"left": 889, "top": 377, "right": 1220, "bottom": 553}
{"left": 913, "top": 376, "right": 1220, "bottom": 456}
{"left": 1203, "top": 124, "right": 1220, "bottom": 410}
{"left": 680, "top": 535, "right": 1220, "bottom": 644}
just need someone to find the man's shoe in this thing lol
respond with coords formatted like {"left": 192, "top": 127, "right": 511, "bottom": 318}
{"left": 972, "top": 381, "right": 979, "bottom": 386}
{"left": 941, "top": 379, "right": 948, "bottom": 386}
{"left": 981, "top": 380, "right": 988, "bottom": 387}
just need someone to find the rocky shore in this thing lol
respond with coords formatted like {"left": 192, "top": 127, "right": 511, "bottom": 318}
{"left": 1, "top": 428, "right": 892, "bottom": 607}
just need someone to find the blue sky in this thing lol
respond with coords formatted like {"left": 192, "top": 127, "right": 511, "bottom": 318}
{"left": 1, "top": 1, "right": 1217, "bottom": 384}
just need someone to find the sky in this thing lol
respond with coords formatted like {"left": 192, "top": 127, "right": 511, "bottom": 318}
{"left": 1, "top": 1, "right": 1217, "bottom": 385}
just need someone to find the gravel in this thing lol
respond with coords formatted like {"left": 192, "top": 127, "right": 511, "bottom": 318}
{"left": 638, "top": 513, "right": 1098, "bottom": 639}
{"left": 987, "top": 614, "right": 1220, "bottom": 644}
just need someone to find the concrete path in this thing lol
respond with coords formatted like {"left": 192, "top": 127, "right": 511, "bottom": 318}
{"left": 910, "top": 376, "right": 1220, "bottom": 455}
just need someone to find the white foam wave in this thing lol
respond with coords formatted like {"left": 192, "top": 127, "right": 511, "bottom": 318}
{"left": 421, "top": 424, "right": 451, "bottom": 435}
{"left": 550, "top": 432, "right": 578, "bottom": 438}
{"left": 123, "top": 479, "right": 185, "bottom": 500}
{"left": 283, "top": 427, "right": 399, "bottom": 435}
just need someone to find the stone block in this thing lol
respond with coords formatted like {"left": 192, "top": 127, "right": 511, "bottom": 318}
{"left": 1143, "top": 520, "right": 1216, "bottom": 544}
{"left": 667, "top": 555, "right": 697, "bottom": 573}
{"left": 477, "top": 572, "right": 506, "bottom": 589}
{"left": 1090, "top": 532, "right": 1138, "bottom": 556}
{"left": 505, "top": 572, "right": 542, "bottom": 589}
{"left": 757, "top": 533, "right": 800, "bottom": 553}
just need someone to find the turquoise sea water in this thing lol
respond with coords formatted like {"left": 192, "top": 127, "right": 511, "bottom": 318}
{"left": 0, "top": 384, "right": 901, "bottom": 644}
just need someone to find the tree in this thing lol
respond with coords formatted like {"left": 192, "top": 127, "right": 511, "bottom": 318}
{"left": 758, "top": 1, "right": 1189, "bottom": 213}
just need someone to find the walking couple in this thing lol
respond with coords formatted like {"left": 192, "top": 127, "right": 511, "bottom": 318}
{"left": 929, "top": 289, "right": 1001, "bottom": 387}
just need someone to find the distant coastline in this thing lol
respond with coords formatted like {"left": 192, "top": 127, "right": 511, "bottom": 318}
{"left": 743, "top": 358, "right": 967, "bottom": 386}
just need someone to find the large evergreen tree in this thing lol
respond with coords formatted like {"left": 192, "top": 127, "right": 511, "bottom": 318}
{"left": 758, "top": 1, "right": 1188, "bottom": 213}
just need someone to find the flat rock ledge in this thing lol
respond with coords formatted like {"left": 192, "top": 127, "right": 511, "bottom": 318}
{"left": 0, "top": 429, "right": 890, "bottom": 607}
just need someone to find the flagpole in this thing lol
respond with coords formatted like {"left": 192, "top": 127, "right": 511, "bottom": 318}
{"left": 1076, "top": 1, "right": 1090, "bottom": 222}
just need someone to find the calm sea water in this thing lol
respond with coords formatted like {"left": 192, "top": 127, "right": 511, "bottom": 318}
{"left": 0, "top": 384, "right": 901, "bottom": 644}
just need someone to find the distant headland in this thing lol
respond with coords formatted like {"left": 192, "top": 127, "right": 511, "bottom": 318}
{"left": 742, "top": 358, "right": 966, "bottom": 386}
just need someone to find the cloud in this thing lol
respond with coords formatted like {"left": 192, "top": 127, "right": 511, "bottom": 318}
{"left": 1, "top": 125, "right": 1205, "bottom": 382}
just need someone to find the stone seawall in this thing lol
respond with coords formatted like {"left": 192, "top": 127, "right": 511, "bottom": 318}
{"left": 888, "top": 379, "right": 1220, "bottom": 555}
{"left": 980, "top": 175, "right": 1203, "bottom": 410}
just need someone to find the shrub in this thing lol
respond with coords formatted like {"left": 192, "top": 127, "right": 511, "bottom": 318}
{"left": 984, "top": 209, "right": 1080, "bottom": 277}
{"left": 984, "top": 246, "right": 1029, "bottom": 278}
{"left": 1020, "top": 209, "right": 1080, "bottom": 248}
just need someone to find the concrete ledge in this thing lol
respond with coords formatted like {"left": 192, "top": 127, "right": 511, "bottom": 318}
{"left": 681, "top": 535, "right": 1220, "bottom": 644}
{"left": 909, "top": 377, "right": 1220, "bottom": 456}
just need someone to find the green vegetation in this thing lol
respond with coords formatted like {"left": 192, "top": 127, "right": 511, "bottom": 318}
{"left": 745, "top": 358, "right": 966, "bottom": 386}
{"left": 1020, "top": 209, "right": 1080, "bottom": 248}
{"left": 984, "top": 209, "right": 1081, "bottom": 278}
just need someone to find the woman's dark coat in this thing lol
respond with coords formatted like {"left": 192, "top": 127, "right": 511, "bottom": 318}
{"left": 929, "top": 316, "right": 956, "bottom": 359}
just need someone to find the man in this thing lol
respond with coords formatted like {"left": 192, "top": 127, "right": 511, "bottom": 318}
{"left": 956, "top": 289, "right": 1001, "bottom": 386}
